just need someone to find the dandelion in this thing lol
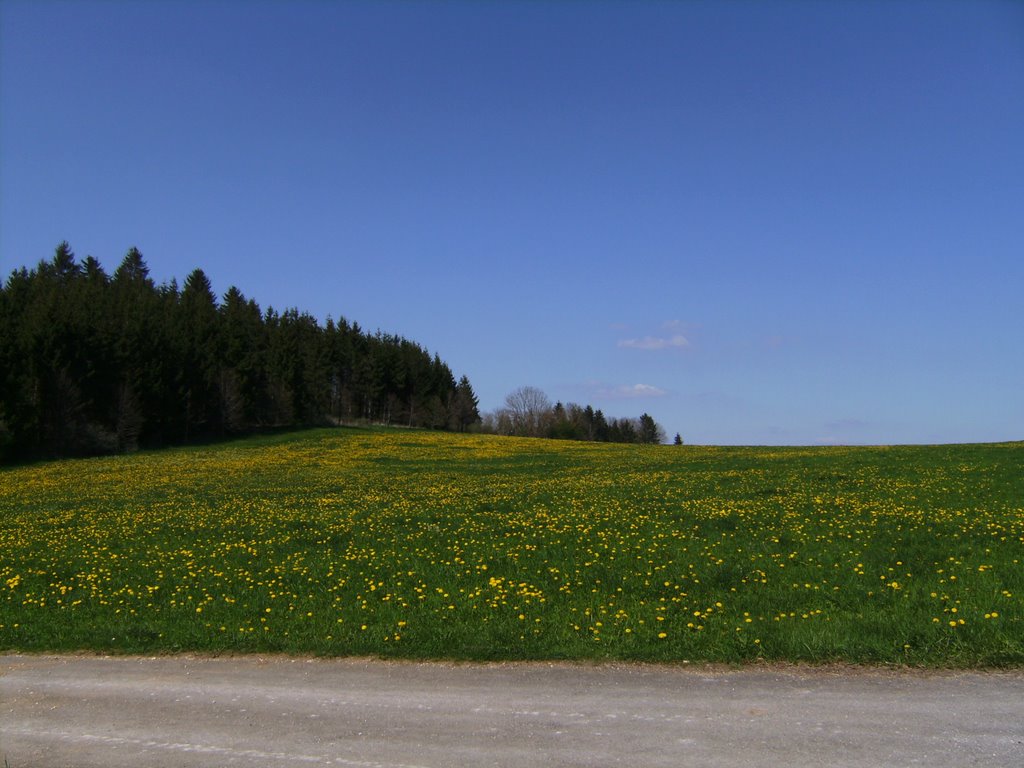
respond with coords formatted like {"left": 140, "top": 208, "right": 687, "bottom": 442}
{"left": 0, "top": 427, "right": 1019, "bottom": 666}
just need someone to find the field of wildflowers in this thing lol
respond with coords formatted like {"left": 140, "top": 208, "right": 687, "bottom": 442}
{"left": 1, "top": 429, "right": 1021, "bottom": 666}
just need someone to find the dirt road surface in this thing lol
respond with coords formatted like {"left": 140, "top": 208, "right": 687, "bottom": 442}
{"left": 2, "top": 654, "right": 1022, "bottom": 767}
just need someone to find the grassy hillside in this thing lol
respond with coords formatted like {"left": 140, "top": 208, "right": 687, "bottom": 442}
{"left": 1, "top": 428, "right": 1021, "bottom": 666}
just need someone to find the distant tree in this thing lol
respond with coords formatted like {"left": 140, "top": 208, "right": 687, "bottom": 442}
{"left": 609, "top": 417, "right": 637, "bottom": 443}
{"left": 51, "top": 241, "right": 81, "bottom": 281}
{"left": 477, "top": 392, "right": 669, "bottom": 448}
{"left": 503, "top": 386, "right": 552, "bottom": 437}
{"left": 111, "top": 247, "right": 161, "bottom": 448}
{"left": 673, "top": 432, "right": 683, "bottom": 446}
{"left": 219, "top": 286, "right": 265, "bottom": 432}
{"left": 31, "top": 243, "right": 99, "bottom": 455}
{"left": 112, "top": 246, "right": 152, "bottom": 285}
{"left": 638, "top": 413, "right": 665, "bottom": 444}
{"left": 581, "top": 404, "right": 595, "bottom": 440}
{"left": 548, "top": 401, "right": 584, "bottom": 440}
{"left": 452, "top": 375, "right": 481, "bottom": 432}
{"left": 178, "top": 268, "right": 221, "bottom": 439}
{"left": 426, "top": 354, "right": 456, "bottom": 429}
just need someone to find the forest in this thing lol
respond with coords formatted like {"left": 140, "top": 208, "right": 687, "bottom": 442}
{"left": 1, "top": 243, "right": 671, "bottom": 463}
{"left": 0, "top": 243, "right": 479, "bottom": 462}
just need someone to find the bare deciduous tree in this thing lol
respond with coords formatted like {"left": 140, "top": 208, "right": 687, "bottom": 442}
{"left": 502, "top": 386, "right": 552, "bottom": 437}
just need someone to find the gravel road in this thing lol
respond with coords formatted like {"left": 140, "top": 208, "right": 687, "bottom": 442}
{"left": 2, "top": 654, "right": 1022, "bottom": 767}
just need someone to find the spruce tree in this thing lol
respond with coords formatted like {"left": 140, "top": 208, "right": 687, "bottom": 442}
{"left": 638, "top": 413, "right": 661, "bottom": 444}
{"left": 179, "top": 269, "right": 221, "bottom": 438}
{"left": 453, "top": 375, "right": 481, "bottom": 432}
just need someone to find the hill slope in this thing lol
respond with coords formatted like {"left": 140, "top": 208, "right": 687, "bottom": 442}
{"left": 1, "top": 429, "right": 1021, "bottom": 665}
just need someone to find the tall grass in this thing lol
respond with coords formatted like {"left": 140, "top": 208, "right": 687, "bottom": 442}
{"left": 1, "top": 429, "right": 1021, "bottom": 666}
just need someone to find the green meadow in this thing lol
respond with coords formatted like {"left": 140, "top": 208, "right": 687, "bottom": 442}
{"left": 1, "top": 429, "right": 1021, "bottom": 666}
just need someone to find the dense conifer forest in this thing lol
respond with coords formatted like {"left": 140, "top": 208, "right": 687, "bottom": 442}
{"left": 0, "top": 243, "right": 480, "bottom": 462}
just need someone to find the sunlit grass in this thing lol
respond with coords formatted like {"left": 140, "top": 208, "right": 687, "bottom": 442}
{"left": 1, "top": 428, "right": 1021, "bottom": 666}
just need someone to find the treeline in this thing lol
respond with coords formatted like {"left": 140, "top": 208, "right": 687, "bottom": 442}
{"left": 0, "top": 243, "right": 479, "bottom": 462}
{"left": 481, "top": 385, "right": 667, "bottom": 444}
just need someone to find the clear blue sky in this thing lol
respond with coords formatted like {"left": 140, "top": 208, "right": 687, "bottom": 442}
{"left": 2, "top": 0, "right": 1022, "bottom": 445}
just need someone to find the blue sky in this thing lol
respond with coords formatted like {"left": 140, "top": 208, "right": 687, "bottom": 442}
{"left": 2, "top": 0, "right": 1022, "bottom": 445}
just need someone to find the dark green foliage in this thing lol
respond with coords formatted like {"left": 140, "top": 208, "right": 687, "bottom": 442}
{"left": 0, "top": 244, "right": 477, "bottom": 462}
{"left": 452, "top": 375, "right": 481, "bottom": 432}
{"left": 637, "top": 413, "right": 664, "bottom": 444}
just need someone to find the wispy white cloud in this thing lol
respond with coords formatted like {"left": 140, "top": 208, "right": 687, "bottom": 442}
{"left": 596, "top": 383, "right": 669, "bottom": 399}
{"left": 617, "top": 334, "right": 690, "bottom": 350}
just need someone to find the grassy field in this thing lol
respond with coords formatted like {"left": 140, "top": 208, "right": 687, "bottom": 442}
{"left": 1, "top": 428, "right": 1021, "bottom": 666}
